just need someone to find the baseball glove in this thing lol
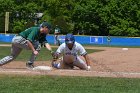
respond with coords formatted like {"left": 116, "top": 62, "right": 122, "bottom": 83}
{"left": 52, "top": 52, "right": 59, "bottom": 61}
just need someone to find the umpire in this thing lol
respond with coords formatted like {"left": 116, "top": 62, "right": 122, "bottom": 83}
{"left": 0, "top": 21, "right": 53, "bottom": 69}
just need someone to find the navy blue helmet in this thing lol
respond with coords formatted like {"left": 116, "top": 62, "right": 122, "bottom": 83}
{"left": 65, "top": 33, "right": 75, "bottom": 44}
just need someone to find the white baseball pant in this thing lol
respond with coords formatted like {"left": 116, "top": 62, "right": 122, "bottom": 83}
{"left": 57, "top": 55, "right": 87, "bottom": 70}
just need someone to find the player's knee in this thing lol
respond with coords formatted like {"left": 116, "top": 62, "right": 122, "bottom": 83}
{"left": 10, "top": 54, "right": 19, "bottom": 61}
{"left": 78, "top": 64, "right": 87, "bottom": 70}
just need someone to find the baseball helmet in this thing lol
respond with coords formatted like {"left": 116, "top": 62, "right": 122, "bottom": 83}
{"left": 65, "top": 33, "right": 75, "bottom": 44}
{"left": 40, "top": 21, "right": 51, "bottom": 31}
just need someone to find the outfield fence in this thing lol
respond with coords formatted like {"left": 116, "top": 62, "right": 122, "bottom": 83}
{"left": 0, "top": 34, "right": 140, "bottom": 46}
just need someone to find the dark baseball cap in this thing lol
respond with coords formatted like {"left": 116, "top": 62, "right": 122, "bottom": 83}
{"left": 40, "top": 22, "right": 51, "bottom": 31}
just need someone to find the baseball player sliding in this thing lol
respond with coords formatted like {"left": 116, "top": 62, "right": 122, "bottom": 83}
{"left": 0, "top": 21, "right": 53, "bottom": 69}
{"left": 52, "top": 33, "right": 91, "bottom": 71}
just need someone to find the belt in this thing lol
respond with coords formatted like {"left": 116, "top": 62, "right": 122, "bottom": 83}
{"left": 17, "top": 34, "right": 27, "bottom": 39}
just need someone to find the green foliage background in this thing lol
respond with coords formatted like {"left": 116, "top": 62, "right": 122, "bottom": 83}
{"left": 0, "top": 0, "right": 139, "bottom": 36}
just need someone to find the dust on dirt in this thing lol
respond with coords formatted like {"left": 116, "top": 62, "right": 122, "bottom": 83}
{"left": 0, "top": 45, "right": 140, "bottom": 78}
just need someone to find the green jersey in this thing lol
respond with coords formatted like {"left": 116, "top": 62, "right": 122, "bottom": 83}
{"left": 55, "top": 27, "right": 60, "bottom": 34}
{"left": 19, "top": 27, "right": 48, "bottom": 43}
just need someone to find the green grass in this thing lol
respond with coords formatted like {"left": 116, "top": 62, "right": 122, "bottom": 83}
{"left": 1, "top": 42, "right": 140, "bottom": 48}
{"left": 0, "top": 42, "right": 11, "bottom": 44}
{"left": 0, "top": 46, "right": 103, "bottom": 61}
{"left": 0, "top": 74, "right": 140, "bottom": 93}
{"left": 1, "top": 44, "right": 139, "bottom": 93}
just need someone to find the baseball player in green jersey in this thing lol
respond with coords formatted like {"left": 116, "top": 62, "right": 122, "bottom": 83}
{"left": 0, "top": 21, "right": 53, "bottom": 69}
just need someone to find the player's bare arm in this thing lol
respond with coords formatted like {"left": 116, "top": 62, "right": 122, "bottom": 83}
{"left": 45, "top": 43, "right": 54, "bottom": 54}
{"left": 27, "top": 40, "right": 38, "bottom": 55}
{"left": 83, "top": 54, "right": 91, "bottom": 71}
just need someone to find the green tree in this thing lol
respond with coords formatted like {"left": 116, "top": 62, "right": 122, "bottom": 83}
{"left": 107, "top": 0, "right": 140, "bottom": 36}
{"left": 0, "top": 0, "right": 15, "bottom": 33}
{"left": 0, "top": 0, "right": 139, "bottom": 36}
{"left": 72, "top": 0, "right": 140, "bottom": 36}
{"left": 12, "top": 0, "right": 43, "bottom": 33}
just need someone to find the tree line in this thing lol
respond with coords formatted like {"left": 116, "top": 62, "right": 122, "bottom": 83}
{"left": 0, "top": 0, "right": 139, "bottom": 36}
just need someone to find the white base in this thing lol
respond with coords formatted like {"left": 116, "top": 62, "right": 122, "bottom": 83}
{"left": 33, "top": 66, "right": 53, "bottom": 71}
{"left": 122, "top": 48, "right": 128, "bottom": 51}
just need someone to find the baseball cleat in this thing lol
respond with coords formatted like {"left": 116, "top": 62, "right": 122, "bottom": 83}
{"left": 26, "top": 63, "right": 34, "bottom": 69}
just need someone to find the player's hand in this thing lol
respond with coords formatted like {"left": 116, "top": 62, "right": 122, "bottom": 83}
{"left": 86, "top": 66, "right": 91, "bottom": 71}
{"left": 52, "top": 52, "right": 59, "bottom": 61}
{"left": 33, "top": 50, "right": 39, "bottom": 55}
{"left": 50, "top": 51, "right": 55, "bottom": 57}
{"left": 52, "top": 55, "right": 58, "bottom": 61}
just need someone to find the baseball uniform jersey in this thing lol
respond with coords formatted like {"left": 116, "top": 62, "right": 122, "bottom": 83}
{"left": 55, "top": 42, "right": 88, "bottom": 69}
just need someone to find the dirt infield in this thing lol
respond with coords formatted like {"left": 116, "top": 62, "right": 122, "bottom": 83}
{"left": 0, "top": 44, "right": 140, "bottom": 78}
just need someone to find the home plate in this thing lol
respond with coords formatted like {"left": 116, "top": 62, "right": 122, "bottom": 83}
{"left": 33, "top": 66, "right": 53, "bottom": 71}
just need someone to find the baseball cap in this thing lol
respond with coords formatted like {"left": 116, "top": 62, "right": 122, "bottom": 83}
{"left": 40, "top": 22, "right": 51, "bottom": 31}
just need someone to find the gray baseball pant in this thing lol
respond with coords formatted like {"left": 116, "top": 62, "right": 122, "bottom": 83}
{"left": 0, "top": 35, "right": 41, "bottom": 66}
